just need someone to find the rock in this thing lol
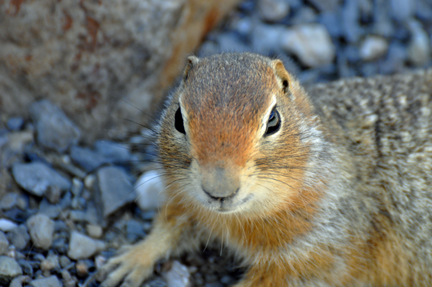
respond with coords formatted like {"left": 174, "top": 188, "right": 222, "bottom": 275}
{"left": 94, "top": 140, "right": 132, "bottom": 164}
{"left": 26, "top": 214, "right": 55, "bottom": 250}
{"left": 251, "top": 24, "right": 284, "bottom": 54}
{"left": 135, "top": 170, "right": 166, "bottom": 211}
{"left": 61, "top": 269, "right": 77, "bottom": 287}
{"left": 163, "top": 260, "right": 191, "bottom": 287}
{"left": 359, "top": 36, "right": 388, "bottom": 61}
{"left": 67, "top": 231, "right": 105, "bottom": 260}
{"left": 9, "top": 275, "right": 31, "bottom": 287}
{"left": 308, "top": 0, "right": 340, "bottom": 12}
{"left": 0, "top": 193, "right": 18, "bottom": 210}
{"left": 28, "top": 275, "right": 62, "bottom": 287}
{"left": 96, "top": 166, "right": 135, "bottom": 218}
{"left": 70, "top": 146, "right": 108, "bottom": 172}
{"left": 319, "top": 12, "right": 343, "bottom": 38}
{"left": 59, "top": 256, "right": 71, "bottom": 268}
{"left": 281, "top": 24, "right": 335, "bottom": 68}
{"left": 86, "top": 224, "right": 103, "bottom": 239}
{"left": 39, "top": 199, "right": 60, "bottom": 219}
{"left": 0, "top": 0, "right": 241, "bottom": 142}
{"left": 390, "top": 0, "right": 415, "bottom": 21}
{"left": 0, "top": 218, "right": 18, "bottom": 232}
{"left": 6, "top": 117, "right": 24, "bottom": 131}
{"left": 6, "top": 225, "right": 29, "bottom": 250}
{"left": 0, "top": 232, "right": 8, "bottom": 255}
{"left": 342, "top": 0, "right": 362, "bottom": 43}
{"left": 40, "top": 253, "right": 60, "bottom": 272}
{"left": 12, "top": 162, "right": 71, "bottom": 197}
{"left": 0, "top": 256, "right": 23, "bottom": 284}
{"left": 7, "top": 131, "right": 34, "bottom": 153}
{"left": 258, "top": 0, "right": 290, "bottom": 22}
{"left": 407, "top": 20, "right": 430, "bottom": 66}
{"left": 290, "top": 7, "right": 317, "bottom": 25}
{"left": 126, "top": 219, "right": 146, "bottom": 243}
{"left": 30, "top": 100, "right": 81, "bottom": 152}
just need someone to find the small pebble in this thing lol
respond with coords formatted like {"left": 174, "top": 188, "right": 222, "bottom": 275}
{"left": 30, "top": 100, "right": 81, "bottom": 153}
{"left": 12, "top": 162, "right": 71, "bottom": 197}
{"left": 67, "top": 231, "right": 106, "bottom": 260}
{"left": 135, "top": 170, "right": 166, "bottom": 211}
{"left": 359, "top": 36, "right": 388, "bottom": 61}
{"left": 28, "top": 275, "right": 62, "bottom": 287}
{"left": 76, "top": 260, "right": 89, "bottom": 277}
{"left": 61, "top": 269, "right": 77, "bottom": 287}
{"left": 59, "top": 255, "right": 71, "bottom": 268}
{"left": 26, "top": 214, "right": 55, "bottom": 250}
{"left": 70, "top": 145, "right": 108, "bottom": 172}
{"left": 0, "top": 218, "right": 18, "bottom": 232}
{"left": 163, "top": 260, "right": 191, "bottom": 287}
{"left": 38, "top": 199, "right": 60, "bottom": 219}
{"left": 9, "top": 275, "right": 31, "bottom": 287}
{"left": 0, "top": 231, "right": 9, "bottom": 255}
{"left": 281, "top": 24, "right": 335, "bottom": 67}
{"left": 0, "top": 193, "right": 18, "bottom": 210}
{"left": 94, "top": 140, "right": 133, "bottom": 164}
{"left": 40, "top": 253, "right": 60, "bottom": 272}
{"left": 0, "top": 256, "right": 23, "bottom": 284}
{"left": 6, "top": 225, "right": 30, "bottom": 250}
{"left": 407, "top": 20, "right": 430, "bottom": 66}
{"left": 6, "top": 117, "right": 24, "bottom": 131}
{"left": 86, "top": 224, "right": 103, "bottom": 239}
{"left": 97, "top": 166, "right": 135, "bottom": 218}
{"left": 258, "top": 0, "right": 290, "bottom": 22}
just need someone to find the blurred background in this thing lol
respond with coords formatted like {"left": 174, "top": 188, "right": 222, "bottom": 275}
{"left": 0, "top": 0, "right": 431, "bottom": 286}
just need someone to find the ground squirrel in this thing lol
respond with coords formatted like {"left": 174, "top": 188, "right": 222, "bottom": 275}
{"left": 97, "top": 53, "right": 432, "bottom": 286}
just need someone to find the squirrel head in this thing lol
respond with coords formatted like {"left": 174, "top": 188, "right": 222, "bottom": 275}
{"left": 158, "top": 53, "right": 327, "bottom": 218}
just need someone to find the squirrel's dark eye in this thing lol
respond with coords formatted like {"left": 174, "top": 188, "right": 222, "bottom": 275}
{"left": 264, "top": 108, "right": 281, "bottom": 136}
{"left": 175, "top": 107, "right": 186, "bottom": 134}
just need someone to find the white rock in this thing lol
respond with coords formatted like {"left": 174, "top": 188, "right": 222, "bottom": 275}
{"left": 26, "top": 214, "right": 55, "bottom": 250}
{"left": 0, "top": 219, "right": 18, "bottom": 232}
{"left": 258, "top": 0, "right": 290, "bottom": 22}
{"left": 135, "top": 170, "right": 166, "bottom": 211}
{"left": 281, "top": 24, "right": 335, "bottom": 67}
{"left": 164, "top": 260, "right": 191, "bottom": 287}
{"left": 407, "top": 20, "right": 430, "bottom": 66}
{"left": 359, "top": 36, "right": 388, "bottom": 61}
{"left": 67, "top": 231, "right": 105, "bottom": 260}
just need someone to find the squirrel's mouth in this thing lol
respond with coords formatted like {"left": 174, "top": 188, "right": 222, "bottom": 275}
{"left": 203, "top": 192, "right": 253, "bottom": 214}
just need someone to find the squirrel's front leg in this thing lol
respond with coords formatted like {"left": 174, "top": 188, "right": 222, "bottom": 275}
{"left": 96, "top": 207, "right": 190, "bottom": 287}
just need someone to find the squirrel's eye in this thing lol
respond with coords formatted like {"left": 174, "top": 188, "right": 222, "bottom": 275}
{"left": 264, "top": 108, "right": 281, "bottom": 136}
{"left": 175, "top": 107, "right": 186, "bottom": 134}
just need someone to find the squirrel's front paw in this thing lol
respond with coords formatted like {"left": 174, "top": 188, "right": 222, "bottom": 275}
{"left": 96, "top": 245, "right": 154, "bottom": 287}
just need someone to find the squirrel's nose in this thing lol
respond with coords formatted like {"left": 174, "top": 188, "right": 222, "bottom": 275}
{"left": 201, "top": 167, "right": 240, "bottom": 200}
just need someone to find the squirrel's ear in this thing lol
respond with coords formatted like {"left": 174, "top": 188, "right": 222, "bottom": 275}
{"left": 271, "top": 59, "right": 290, "bottom": 94}
{"left": 183, "top": 56, "right": 200, "bottom": 81}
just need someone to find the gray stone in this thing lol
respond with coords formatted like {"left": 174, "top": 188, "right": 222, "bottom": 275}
{"left": 7, "top": 131, "right": 34, "bottom": 153}
{"left": 97, "top": 166, "right": 135, "bottom": 217}
{"left": 30, "top": 100, "right": 81, "bottom": 152}
{"left": 86, "top": 224, "right": 103, "bottom": 239}
{"left": 9, "top": 275, "right": 31, "bottom": 287}
{"left": 342, "top": 0, "right": 362, "bottom": 43}
{"left": 407, "top": 20, "right": 430, "bottom": 66}
{"left": 0, "top": 232, "right": 8, "bottom": 255}
{"left": 390, "top": 0, "right": 415, "bottom": 21}
{"left": 7, "top": 117, "right": 24, "bottom": 131}
{"left": 6, "top": 225, "right": 29, "bottom": 250}
{"left": 281, "top": 24, "right": 335, "bottom": 68}
{"left": 308, "top": 0, "right": 340, "bottom": 12}
{"left": 59, "top": 256, "right": 71, "bottom": 268}
{"left": 29, "top": 275, "right": 62, "bottom": 287}
{"left": 71, "top": 178, "right": 84, "bottom": 196}
{"left": 94, "top": 140, "right": 133, "bottom": 164}
{"left": 163, "top": 260, "right": 191, "bottom": 287}
{"left": 0, "top": 218, "right": 17, "bottom": 232}
{"left": 70, "top": 146, "right": 108, "bottom": 172}
{"left": 319, "top": 11, "right": 342, "bottom": 38}
{"left": 359, "top": 36, "right": 388, "bottom": 61}
{"left": 0, "top": 193, "right": 18, "bottom": 210}
{"left": 26, "top": 214, "right": 55, "bottom": 250}
{"left": 126, "top": 219, "right": 146, "bottom": 243}
{"left": 12, "top": 162, "right": 71, "bottom": 197}
{"left": 39, "top": 199, "right": 60, "bottom": 219}
{"left": 251, "top": 23, "right": 284, "bottom": 54}
{"left": 40, "top": 253, "right": 60, "bottom": 272}
{"left": 0, "top": 256, "right": 22, "bottom": 284}
{"left": 258, "top": 0, "right": 290, "bottom": 22}
{"left": 67, "top": 231, "right": 105, "bottom": 260}
{"left": 135, "top": 170, "right": 166, "bottom": 211}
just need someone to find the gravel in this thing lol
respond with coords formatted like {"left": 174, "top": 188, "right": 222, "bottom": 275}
{"left": 6, "top": 225, "right": 30, "bottom": 250}
{"left": 29, "top": 275, "right": 62, "bottom": 287}
{"left": 0, "top": 256, "right": 23, "bottom": 284}
{"left": 0, "top": 231, "right": 9, "bottom": 255}
{"left": 26, "top": 214, "right": 55, "bottom": 250}
{"left": 67, "top": 231, "right": 106, "bottom": 260}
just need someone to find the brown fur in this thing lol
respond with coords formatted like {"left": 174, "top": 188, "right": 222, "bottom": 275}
{"left": 98, "top": 53, "right": 432, "bottom": 287}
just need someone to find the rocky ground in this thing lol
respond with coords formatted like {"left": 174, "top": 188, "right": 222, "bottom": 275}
{"left": 1, "top": 0, "right": 432, "bottom": 287}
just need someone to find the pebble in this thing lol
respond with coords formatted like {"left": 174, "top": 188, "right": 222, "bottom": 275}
{"left": 59, "top": 255, "right": 71, "bottom": 268}
{"left": 70, "top": 145, "right": 108, "bottom": 172}
{"left": 29, "top": 100, "right": 81, "bottom": 153}
{"left": 6, "top": 225, "right": 30, "bottom": 250}
{"left": 9, "top": 275, "right": 31, "bottom": 287}
{"left": 359, "top": 36, "right": 388, "bottom": 61}
{"left": 0, "top": 256, "right": 23, "bottom": 283}
{"left": 0, "top": 231, "right": 8, "bottom": 255}
{"left": 163, "top": 260, "right": 191, "bottom": 287}
{"left": 67, "top": 231, "right": 106, "bottom": 260}
{"left": 251, "top": 23, "right": 284, "bottom": 54}
{"left": 0, "top": 192, "right": 18, "bottom": 210}
{"left": 26, "top": 214, "right": 55, "bottom": 250}
{"left": 7, "top": 131, "right": 34, "bottom": 153}
{"left": 126, "top": 219, "right": 146, "bottom": 243}
{"left": 0, "top": 218, "right": 18, "bottom": 232}
{"left": 390, "top": 0, "right": 415, "bottom": 22}
{"left": 38, "top": 199, "right": 60, "bottom": 219}
{"left": 86, "top": 224, "right": 103, "bottom": 239}
{"left": 258, "top": 0, "right": 290, "bottom": 22}
{"left": 40, "top": 253, "right": 60, "bottom": 272}
{"left": 6, "top": 117, "right": 24, "bottom": 131}
{"left": 12, "top": 162, "right": 71, "bottom": 197}
{"left": 61, "top": 269, "right": 77, "bottom": 287}
{"left": 342, "top": 0, "right": 362, "bottom": 43}
{"left": 94, "top": 140, "right": 133, "bottom": 164}
{"left": 97, "top": 166, "right": 136, "bottom": 218}
{"left": 407, "top": 20, "right": 430, "bottom": 66}
{"left": 281, "top": 24, "right": 335, "bottom": 67}
{"left": 135, "top": 170, "right": 166, "bottom": 211}
{"left": 28, "top": 275, "right": 62, "bottom": 287}
{"left": 71, "top": 178, "right": 84, "bottom": 196}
